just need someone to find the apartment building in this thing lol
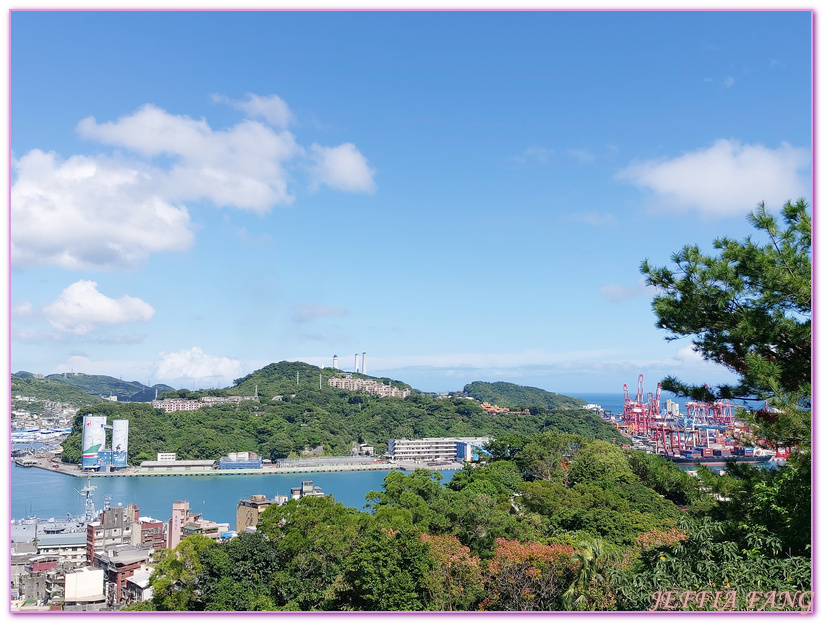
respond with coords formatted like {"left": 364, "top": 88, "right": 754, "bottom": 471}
{"left": 327, "top": 375, "right": 411, "bottom": 398}
{"left": 167, "top": 500, "right": 220, "bottom": 550}
{"left": 86, "top": 504, "right": 141, "bottom": 564}
{"left": 236, "top": 493, "right": 288, "bottom": 534}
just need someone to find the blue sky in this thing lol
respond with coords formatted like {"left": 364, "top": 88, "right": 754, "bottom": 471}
{"left": 8, "top": 10, "right": 812, "bottom": 395}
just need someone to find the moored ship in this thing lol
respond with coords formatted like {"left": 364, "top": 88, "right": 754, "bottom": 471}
{"left": 659, "top": 451, "right": 773, "bottom": 467}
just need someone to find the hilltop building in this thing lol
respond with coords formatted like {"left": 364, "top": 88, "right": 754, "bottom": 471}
{"left": 328, "top": 374, "right": 410, "bottom": 398}
{"left": 151, "top": 394, "right": 258, "bottom": 413}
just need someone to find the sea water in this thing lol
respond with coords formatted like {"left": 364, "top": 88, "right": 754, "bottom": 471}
{"left": 9, "top": 463, "right": 456, "bottom": 528}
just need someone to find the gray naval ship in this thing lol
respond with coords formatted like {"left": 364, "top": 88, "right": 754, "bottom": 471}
{"left": 11, "top": 478, "right": 105, "bottom": 544}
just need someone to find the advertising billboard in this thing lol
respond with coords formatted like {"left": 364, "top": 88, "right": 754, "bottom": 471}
{"left": 111, "top": 419, "right": 129, "bottom": 468}
{"left": 81, "top": 416, "right": 106, "bottom": 469}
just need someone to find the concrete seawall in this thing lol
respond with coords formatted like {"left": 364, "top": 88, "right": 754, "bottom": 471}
{"left": 14, "top": 457, "right": 462, "bottom": 478}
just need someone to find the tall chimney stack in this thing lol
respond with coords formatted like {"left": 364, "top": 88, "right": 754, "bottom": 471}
{"left": 333, "top": 355, "right": 338, "bottom": 369}
{"left": 354, "top": 353, "right": 359, "bottom": 374}
{"left": 361, "top": 352, "right": 367, "bottom": 376}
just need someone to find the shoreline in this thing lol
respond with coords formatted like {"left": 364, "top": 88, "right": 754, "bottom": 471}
{"left": 13, "top": 457, "right": 463, "bottom": 478}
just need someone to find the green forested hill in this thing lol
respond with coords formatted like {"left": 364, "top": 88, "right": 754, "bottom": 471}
{"left": 37, "top": 372, "right": 175, "bottom": 402}
{"left": 232, "top": 360, "right": 412, "bottom": 398}
{"left": 462, "top": 381, "right": 587, "bottom": 410}
{"left": 59, "top": 361, "right": 623, "bottom": 464}
{"left": 11, "top": 375, "right": 106, "bottom": 408}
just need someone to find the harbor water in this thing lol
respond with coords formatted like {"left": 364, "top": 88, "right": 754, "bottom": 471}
{"left": 10, "top": 462, "right": 456, "bottom": 529}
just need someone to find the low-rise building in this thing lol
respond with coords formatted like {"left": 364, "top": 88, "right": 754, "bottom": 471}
{"left": 12, "top": 557, "right": 102, "bottom": 611}
{"left": 93, "top": 545, "right": 153, "bottom": 606}
{"left": 62, "top": 566, "right": 106, "bottom": 611}
{"left": 122, "top": 567, "right": 153, "bottom": 606}
{"left": 86, "top": 503, "right": 141, "bottom": 564}
{"left": 236, "top": 493, "right": 288, "bottom": 533}
{"left": 152, "top": 395, "right": 259, "bottom": 413}
{"left": 137, "top": 516, "right": 166, "bottom": 551}
{"left": 151, "top": 398, "right": 200, "bottom": 412}
{"left": 139, "top": 459, "right": 216, "bottom": 473}
{"left": 167, "top": 500, "right": 221, "bottom": 549}
{"left": 290, "top": 481, "right": 324, "bottom": 500}
{"left": 387, "top": 437, "right": 490, "bottom": 462}
{"left": 34, "top": 532, "right": 88, "bottom": 566}
{"left": 219, "top": 451, "right": 262, "bottom": 470}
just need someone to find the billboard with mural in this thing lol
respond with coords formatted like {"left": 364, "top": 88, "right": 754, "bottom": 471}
{"left": 81, "top": 416, "right": 106, "bottom": 469}
{"left": 111, "top": 419, "right": 129, "bottom": 468}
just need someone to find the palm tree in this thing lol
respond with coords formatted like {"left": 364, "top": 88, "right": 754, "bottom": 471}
{"left": 562, "top": 538, "right": 607, "bottom": 610}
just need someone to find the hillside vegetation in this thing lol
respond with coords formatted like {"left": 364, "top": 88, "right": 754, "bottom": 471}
{"left": 59, "top": 361, "right": 624, "bottom": 464}
{"left": 12, "top": 374, "right": 107, "bottom": 408}
{"left": 131, "top": 431, "right": 809, "bottom": 612}
{"left": 463, "top": 381, "right": 586, "bottom": 410}
{"left": 13, "top": 371, "right": 174, "bottom": 403}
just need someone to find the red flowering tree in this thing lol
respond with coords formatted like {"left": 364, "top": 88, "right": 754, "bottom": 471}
{"left": 420, "top": 533, "right": 484, "bottom": 611}
{"left": 481, "top": 538, "right": 577, "bottom": 611}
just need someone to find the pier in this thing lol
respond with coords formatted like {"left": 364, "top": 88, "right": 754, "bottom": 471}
{"left": 13, "top": 456, "right": 462, "bottom": 478}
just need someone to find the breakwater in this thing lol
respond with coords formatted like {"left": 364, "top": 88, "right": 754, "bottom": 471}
{"left": 14, "top": 456, "right": 461, "bottom": 478}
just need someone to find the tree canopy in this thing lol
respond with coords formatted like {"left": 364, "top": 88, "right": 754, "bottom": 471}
{"left": 131, "top": 429, "right": 810, "bottom": 612}
{"left": 641, "top": 199, "right": 811, "bottom": 447}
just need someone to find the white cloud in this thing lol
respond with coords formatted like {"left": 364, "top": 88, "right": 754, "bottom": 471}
{"left": 568, "top": 148, "right": 595, "bottom": 164}
{"left": 11, "top": 328, "right": 65, "bottom": 344}
{"left": 11, "top": 301, "right": 32, "bottom": 317}
{"left": 236, "top": 226, "right": 272, "bottom": 246}
{"left": 724, "top": 76, "right": 735, "bottom": 88}
{"left": 293, "top": 305, "right": 350, "bottom": 323}
{"left": 77, "top": 103, "right": 302, "bottom": 213}
{"left": 568, "top": 211, "right": 617, "bottom": 227}
{"left": 11, "top": 149, "right": 194, "bottom": 270}
{"left": 43, "top": 280, "right": 155, "bottom": 335}
{"left": 309, "top": 143, "right": 376, "bottom": 193}
{"left": 330, "top": 346, "right": 739, "bottom": 393}
{"left": 599, "top": 278, "right": 656, "bottom": 303}
{"left": 13, "top": 97, "right": 376, "bottom": 269}
{"left": 362, "top": 349, "right": 619, "bottom": 371}
{"left": 213, "top": 93, "right": 295, "bottom": 128}
{"left": 616, "top": 139, "right": 809, "bottom": 218}
{"left": 511, "top": 146, "right": 552, "bottom": 165}
{"left": 98, "top": 333, "right": 148, "bottom": 345}
{"left": 54, "top": 355, "right": 94, "bottom": 374}
{"left": 154, "top": 347, "right": 244, "bottom": 385}
{"left": 674, "top": 344, "right": 710, "bottom": 367}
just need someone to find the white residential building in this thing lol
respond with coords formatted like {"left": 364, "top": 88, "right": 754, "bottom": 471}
{"left": 387, "top": 437, "right": 490, "bottom": 462}
{"left": 327, "top": 375, "right": 410, "bottom": 398}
